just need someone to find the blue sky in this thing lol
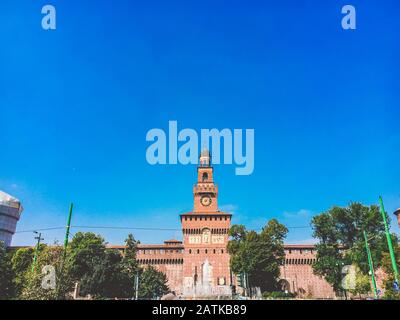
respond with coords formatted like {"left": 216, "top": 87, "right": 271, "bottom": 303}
{"left": 1, "top": 0, "right": 399, "bottom": 246}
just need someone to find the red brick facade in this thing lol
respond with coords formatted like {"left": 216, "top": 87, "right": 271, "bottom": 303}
{"left": 134, "top": 150, "right": 233, "bottom": 297}
{"left": 117, "top": 151, "right": 336, "bottom": 298}
{"left": 281, "top": 245, "right": 335, "bottom": 298}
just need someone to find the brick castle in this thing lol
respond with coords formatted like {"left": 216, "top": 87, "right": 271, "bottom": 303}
{"left": 111, "top": 150, "right": 336, "bottom": 298}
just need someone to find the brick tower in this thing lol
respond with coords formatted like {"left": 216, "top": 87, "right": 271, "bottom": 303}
{"left": 180, "top": 149, "right": 232, "bottom": 296}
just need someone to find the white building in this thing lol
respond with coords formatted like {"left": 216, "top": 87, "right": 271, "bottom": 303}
{"left": 0, "top": 191, "right": 23, "bottom": 247}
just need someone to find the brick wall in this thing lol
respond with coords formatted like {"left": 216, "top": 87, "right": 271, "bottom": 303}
{"left": 280, "top": 245, "right": 335, "bottom": 298}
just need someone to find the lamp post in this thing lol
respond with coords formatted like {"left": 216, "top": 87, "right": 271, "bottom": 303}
{"left": 31, "top": 231, "right": 44, "bottom": 272}
{"left": 363, "top": 230, "right": 378, "bottom": 299}
{"left": 56, "top": 203, "right": 73, "bottom": 299}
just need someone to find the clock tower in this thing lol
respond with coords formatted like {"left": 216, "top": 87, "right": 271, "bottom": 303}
{"left": 180, "top": 149, "right": 232, "bottom": 296}
{"left": 194, "top": 149, "right": 218, "bottom": 212}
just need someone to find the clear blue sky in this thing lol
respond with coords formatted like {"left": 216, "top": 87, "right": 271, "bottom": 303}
{"left": 1, "top": 0, "right": 399, "bottom": 246}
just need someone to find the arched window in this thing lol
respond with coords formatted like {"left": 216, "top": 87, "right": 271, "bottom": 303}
{"left": 278, "top": 279, "right": 290, "bottom": 292}
{"left": 202, "top": 172, "right": 208, "bottom": 182}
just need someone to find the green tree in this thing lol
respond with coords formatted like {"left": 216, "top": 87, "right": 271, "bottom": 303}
{"left": 66, "top": 232, "right": 135, "bottom": 299}
{"left": 311, "top": 202, "right": 394, "bottom": 295}
{"left": 67, "top": 232, "right": 106, "bottom": 280}
{"left": 10, "top": 247, "right": 35, "bottom": 297}
{"left": 138, "top": 266, "right": 169, "bottom": 299}
{"left": 20, "top": 245, "right": 63, "bottom": 300}
{"left": 312, "top": 243, "right": 347, "bottom": 292}
{"left": 121, "top": 233, "right": 140, "bottom": 297}
{"left": 228, "top": 219, "right": 288, "bottom": 292}
{"left": 67, "top": 232, "right": 108, "bottom": 298}
{"left": 78, "top": 249, "right": 130, "bottom": 298}
{"left": 349, "top": 266, "right": 371, "bottom": 298}
{"left": 380, "top": 246, "right": 400, "bottom": 300}
{"left": 0, "top": 241, "right": 15, "bottom": 299}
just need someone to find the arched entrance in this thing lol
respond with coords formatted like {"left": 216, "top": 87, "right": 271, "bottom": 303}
{"left": 278, "top": 279, "right": 291, "bottom": 293}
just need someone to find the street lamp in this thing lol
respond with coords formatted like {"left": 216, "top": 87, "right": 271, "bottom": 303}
{"left": 31, "top": 231, "right": 44, "bottom": 272}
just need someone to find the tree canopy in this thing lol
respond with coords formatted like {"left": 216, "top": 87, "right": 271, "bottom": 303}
{"left": 0, "top": 241, "right": 15, "bottom": 299}
{"left": 4, "top": 232, "right": 169, "bottom": 300}
{"left": 138, "top": 265, "right": 169, "bottom": 299}
{"left": 380, "top": 246, "right": 400, "bottom": 299}
{"left": 227, "top": 219, "right": 288, "bottom": 292}
{"left": 311, "top": 202, "right": 397, "bottom": 295}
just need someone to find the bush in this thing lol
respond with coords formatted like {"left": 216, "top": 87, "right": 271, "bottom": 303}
{"left": 263, "top": 291, "right": 295, "bottom": 299}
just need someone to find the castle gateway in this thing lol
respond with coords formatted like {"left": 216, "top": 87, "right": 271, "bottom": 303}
{"left": 112, "top": 150, "right": 336, "bottom": 298}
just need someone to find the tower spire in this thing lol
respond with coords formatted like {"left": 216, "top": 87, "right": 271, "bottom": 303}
{"left": 199, "top": 148, "right": 211, "bottom": 167}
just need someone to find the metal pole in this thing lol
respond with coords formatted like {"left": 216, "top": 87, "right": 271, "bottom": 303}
{"left": 246, "top": 272, "right": 250, "bottom": 298}
{"left": 135, "top": 272, "right": 139, "bottom": 300}
{"left": 379, "top": 196, "right": 399, "bottom": 282}
{"left": 363, "top": 230, "right": 378, "bottom": 299}
{"left": 230, "top": 269, "right": 235, "bottom": 298}
{"left": 57, "top": 203, "right": 74, "bottom": 299}
{"left": 31, "top": 232, "right": 43, "bottom": 272}
{"left": 63, "top": 203, "right": 74, "bottom": 260}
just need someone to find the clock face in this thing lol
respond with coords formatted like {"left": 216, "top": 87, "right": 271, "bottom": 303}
{"left": 201, "top": 195, "right": 212, "bottom": 206}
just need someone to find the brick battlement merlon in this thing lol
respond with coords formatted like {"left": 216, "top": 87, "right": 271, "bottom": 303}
{"left": 106, "top": 243, "right": 319, "bottom": 250}
{"left": 180, "top": 211, "right": 232, "bottom": 217}
{"left": 8, "top": 244, "right": 334, "bottom": 251}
